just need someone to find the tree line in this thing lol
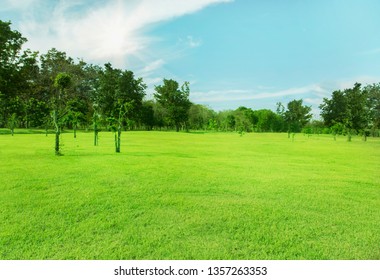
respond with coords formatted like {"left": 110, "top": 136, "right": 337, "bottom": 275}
{"left": 1, "top": 20, "right": 379, "bottom": 153}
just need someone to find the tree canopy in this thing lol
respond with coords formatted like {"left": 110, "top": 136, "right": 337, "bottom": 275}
{"left": 1, "top": 19, "right": 380, "bottom": 143}
{"left": 154, "top": 79, "right": 191, "bottom": 132}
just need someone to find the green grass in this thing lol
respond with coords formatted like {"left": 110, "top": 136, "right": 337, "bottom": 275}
{"left": 0, "top": 131, "right": 379, "bottom": 259}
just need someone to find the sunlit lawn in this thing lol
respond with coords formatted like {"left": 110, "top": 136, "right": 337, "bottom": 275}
{"left": 0, "top": 130, "right": 379, "bottom": 259}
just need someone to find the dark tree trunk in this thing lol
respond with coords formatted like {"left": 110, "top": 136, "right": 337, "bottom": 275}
{"left": 53, "top": 110, "right": 62, "bottom": 155}
{"left": 347, "top": 130, "right": 352, "bottom": 142}
{"left": 94, "top": 123, "right": 98, "bottom": 146}
{"left": 115, "top": 127, "right": 121, "bottom": 153}
{"left": 55, "top": 128, "right": 60, "bottom": 155}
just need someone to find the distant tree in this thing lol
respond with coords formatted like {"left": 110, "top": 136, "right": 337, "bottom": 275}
{"left": 97, "top": 63, "right": 146, "bottom": 151}
{"left": 320, "top": 90, "right": 347, "bottom": 127}
{"left": 141, "top": 100, "right": 155, "bottom": 130}
{"left": 154, "top": 79, "right": 191, "bottom": 132}
{"left": 320, "top": 83, "right": 369, "bottom": 141}
{"left": 234, "top": 107, "right": 255, "bottom": 132}
{"left": 216, "top": 110, "right": 235, "bottom": 131}
{"left": 7, "top": 113, "right": 18, "bottom": 136}
{"left": 152, "top": 101, "right": 168, "bottom": 130}
{"left": 364, "top": 83, "right": 380, "bottom": 136}
{"left": 188, "top": 104, "right": 215, "bottom": 130}
{"left": 344, "top": 83, "right": 369, "bottom": 141}
{"left": 253, "top": 109, "right": 281, "bottom": 132}
{"left": 276, "top": 102, "right": 285, "bottom": 117}
{"left": 284, "top": 99, "right": 312, "bottom": 135}
{"left": 275, "top": 102, "right": 286, "bottom": 132}
{"left": 225, "top": 114, "right": 236, "bottom": 131}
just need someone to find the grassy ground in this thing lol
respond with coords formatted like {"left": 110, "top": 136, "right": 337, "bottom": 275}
{"left": 0, "top": 131, "right": 379, "bottom": 260}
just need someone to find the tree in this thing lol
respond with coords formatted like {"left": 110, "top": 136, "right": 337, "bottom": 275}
{"left": 108, "top": 102, "right": 133, "bottom": 153}
{"left": 253, "top": 109, "right": 282, "bottom": 132}
{"left": 344, "top": 83, "right": 369, "bottom": 140}
{"left": 320, "top": 90, "right": 347, "bottom": 127}
{"left": 216, "top": 110, "right": 236, "bottom": 131}
{"left": 234, "top": 107, "right": 255, "bottom": 132}
{"left": 0, "top": 20, "right": 28, "bottom": 126}
{"left": 365, "top": 83, "right": 380, "bottom": 136}
{"left": 97, "top": 63, "right": 146, "bottom": 151}
{"left": 188, "top": 104, "right": 215, "bottom": 130}
{"left": 141, "top": 100, "right": 155, "bottom": 130}
{"left": 7, "top": 113, "right": 18, "bottom": 136}
{"left": 284, "top": 99, "right": 312, "bottom": 135}
{"left": 53, "top": 72, "right": 71, "bottom": 155}
{"left": 320, "top": 83, "right": 370, "bottom": 141}
{"left": 154, "top": 79, "right": 191, "bottom": 132}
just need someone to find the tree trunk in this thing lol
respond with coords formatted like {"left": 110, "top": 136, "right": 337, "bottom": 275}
{"left": 74, "top": 124, "right": 77, "bottom": 138}
{"left": 53, "top": 110, "right": 61, "bottom": 155}
{"left": 347, "top": 131, "right": 352, "bottom": 142}
{"left": 94, "top": 123, "right": 98, "bottom": 146}
{"left": 176, "top": 124, "right": 180, "bottom": 132}
{"left": 55, "top": 128, "right": 60, "bottom": 155}
{"left": 94, "top": 130, "right": 98, "bottom": 146}
{"left": 115, "top": 127, "right": 121, "bottom": 153}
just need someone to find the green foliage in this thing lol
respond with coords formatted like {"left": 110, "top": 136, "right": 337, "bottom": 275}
{"left": 320, "top": 83, "right": 371, "bottom": 137}
{"left": 284, "top": 99, "right": 312, "bottom": 133}
{"left": 97, "top": 63, "right": 146, "bottom": 123}
{"left": 364, "top": 83, "right": 380, "bottom": 135}
{"left": 154, "top": 79, "right": 191, "bottom": 132}
{"left": 7, "top": 112, "right": 18, "bottom": 136}
{"left": 54, "top": 72, "right": 71, "bottom": 90}
{"left": 0, "top": 20, "right": 30, "bottom": 127}
{"left": 140, "top": 100, "right": 155, "bottom": 130}
{"left": 188, "top": 104, "right": 215, "bottom": 130}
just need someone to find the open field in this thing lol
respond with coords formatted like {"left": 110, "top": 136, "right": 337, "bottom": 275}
{"left": 0, "top": 131, "right": 379, "bottom": 259}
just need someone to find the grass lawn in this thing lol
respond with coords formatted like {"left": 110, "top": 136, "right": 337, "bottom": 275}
{"left": 0, "top": 131, "right": 379, "bottom": 259}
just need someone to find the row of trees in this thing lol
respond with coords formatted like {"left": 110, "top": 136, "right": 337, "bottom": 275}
{"left": 1, "top": 20, "right": 379, "bottom": 153}
{"left": 320, "top": 83, "right": 380, "bottom": 140}
{"left": 0, "top": 21, "right": 312, "bottom": 140}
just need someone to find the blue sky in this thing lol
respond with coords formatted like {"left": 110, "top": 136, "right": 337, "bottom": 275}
{"left": 2, "top": 0, "right": 380, "bottom": 117}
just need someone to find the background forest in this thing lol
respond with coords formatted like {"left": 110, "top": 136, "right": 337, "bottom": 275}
{"left": 1, "top": 20, "right": 380, "bottom": 139}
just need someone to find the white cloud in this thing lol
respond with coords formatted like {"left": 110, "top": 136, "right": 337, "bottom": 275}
{"left": 139, "top": 59, "right": 166, "bottom": 76}
{"left": 185, "top": 36, "right": 202, "bottom": 48}
{"left": 15, "top": 0, "right": 231, "bottom": 68}
{"left": 1, "top": 0, "right": 39, "bottom": 11}
{"left": 334, "top": 76, "right": 380, "bottom": 90}
{"left": 191, "top": 84, "right": 329, "bottom": 103}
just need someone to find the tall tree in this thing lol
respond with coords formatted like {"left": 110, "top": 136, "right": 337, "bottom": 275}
{"left": 365, "top": 83, "right": 380, "bottom": 136}
{"left": 154, "top": 79, "right": 191, "bottom": 132}
{"left": 320, "top": 83, "right": 370, "bottom": 140}
{"left": 0, "top": 20, "right": 27, "bottom": 127}
{"left": 97, "top": 63, "right": 146, "bottom": 152}
{"left": 319, "top": 90, "right": 348, "bottom": 127}
{"left": 344, "top": 83, "right": 369, "bottom": 140}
